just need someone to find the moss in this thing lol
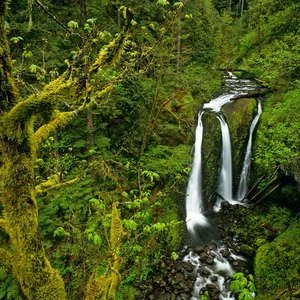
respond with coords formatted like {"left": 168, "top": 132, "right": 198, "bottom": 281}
{"left": 90, "top": 8, "right": 133, "bottom": 74}
{"left": 85, "top": 273, "right": 107, "bottom": 300}
{"left": 202, "top": 113, "right": 221, "bottom": 212}
{"left": 223, "top": 98, "right": 256, "bottom": 187}
{"left": 85, "top": 203, "right": 123, "bottom": 300}
{"left": 0, "top": 0, "right": 20, "bottom": 113}
{"left": 255, "top": 221, "right": 300, "bottom": 300}
{"left": 1, "top": 152, "right": 67, "bottom": 299}
{"left": 238, "top": 244, "right": 254, "bottom": 257}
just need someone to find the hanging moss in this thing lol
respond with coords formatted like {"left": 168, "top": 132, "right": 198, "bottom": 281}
{"left": 85, "top": 202, "right": 123, "bottom": 300}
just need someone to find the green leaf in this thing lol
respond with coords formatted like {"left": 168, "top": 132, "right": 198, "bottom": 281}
{"left": 29, "top": 64, "right": 38, "bottom": 73}
{"left": 22, "top": 50, "right": 33, "bottom": 58}
{"left": 10, "top": 36, "right": 23, "bottom": 44}
{"left": 238, "top": 289, "right": 254, "bottom": 300}
{"left": 174, "top": 2, "right": 184, "bottom": 8}
{"left": 156, "top": 0, "right": 170, "bottom": 6}
{"left": 67, "top": 20, "right": 78, "bottom": 29}
{"left": 123, "top": 219, "right": 138, "bottom": 231}
{"left": 230, "top": 280, "right": 243, "bottom": 292}
{"left": 131, "top": 19, "right": 137, "bottom": 26}
{"left": 247, "top": 281, "right": 256, "bottom": 293}
{"left": 121, "top": 191, "right": 129, "bottom": 198}
{"left": 86, "top": 18, "right": 97, "bottom": 24}
{"left": 93, "top": 234, "right": 103, "bottom": 246}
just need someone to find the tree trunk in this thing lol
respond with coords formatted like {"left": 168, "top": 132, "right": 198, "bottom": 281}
{"left": 0, "top": 1, "right": 67, "bottom": 298}
{"left": 1, "top": 147, "right": 67, "bottom": 299}
{"left": 80, "top": 0, "right": 94, "bottom": 147}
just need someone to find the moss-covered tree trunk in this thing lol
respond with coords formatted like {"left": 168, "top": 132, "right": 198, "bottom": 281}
{"left": 1, "top": 2, "right": 133, "bottom": 297}
{"left": 0, "top": 1, "right": 67, "bottom": 298}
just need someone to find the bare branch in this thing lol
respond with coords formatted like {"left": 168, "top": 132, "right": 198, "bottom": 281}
{"left": 34, "top": 0, "right": 73, "bottom": 35}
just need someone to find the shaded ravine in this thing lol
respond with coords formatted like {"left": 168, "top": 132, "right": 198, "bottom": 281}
{"left": 185, "top": 72, "right": 262, "bottom": 299}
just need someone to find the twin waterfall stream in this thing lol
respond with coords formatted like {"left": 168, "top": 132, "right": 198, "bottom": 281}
{"left": 184, "top": 73, "right": 262, "bottom": 299}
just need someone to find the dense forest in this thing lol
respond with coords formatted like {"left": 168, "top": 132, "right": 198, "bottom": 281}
{"left": 0, "top": 0, "right": 299, "bottom": 299}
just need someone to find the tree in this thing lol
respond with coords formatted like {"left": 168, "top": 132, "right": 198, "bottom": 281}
{"left": 0, "top": 1, "right": 133, "bottom": 298}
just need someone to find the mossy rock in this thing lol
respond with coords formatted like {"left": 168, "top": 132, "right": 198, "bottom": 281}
{"left": 254, "top": 221, "right": 300, "bottom": 300}
{"left": 238, "top": 244, "right": 255, "bottom": 257}
{"left": 202, "top": 113, "right": 221, "bottom": 212}
{"left": 222, "top": 98, "right": 256, "bottom": 188}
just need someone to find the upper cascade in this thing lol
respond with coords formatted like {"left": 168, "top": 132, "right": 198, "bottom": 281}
{"left": 185, "top": 72, "right": 262, "bottom": 233}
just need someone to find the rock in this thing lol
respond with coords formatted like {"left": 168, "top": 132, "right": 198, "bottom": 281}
{"left": 206, "top": 257, "right": 214, "bottom": 264}
{"left": 221, "top": 200, "right": 231, "bottom": 210}
{"left": 200, "top": 269, "right": 211, "bottom": 276}
{"left": 194, "top": 245, "right": 205, "bottom": 254}
{"left": 206, "top": 283, "right": 217, "bottom": 290}
{"left": 211, "top": 275, "right": 219, "bottom": 282}
{"left": 233, "top": 261, "right": 239, "bottom": 267}
{"left": 221, "top": 249, "right": 231, "bottom": 258}
{"left": 199, "top": 252, "right": 207, "bottom": 263}
{"left": 239, "top": 244, "right": 254, "bottom": 257}
{"left": 209, "top": 251, "right": 216, "bottom": 258}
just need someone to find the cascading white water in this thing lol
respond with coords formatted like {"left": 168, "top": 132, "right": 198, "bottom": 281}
{"left": 237, "top": 100, "right": 263, "bottom": 201}
{"left": 186, "top": 111, "right": 209, "bottom": 233}
{"left": 215, "top": 114, "right": 233, "bottom": 211}
{"left": 184, "top": 72, "right": 262, "bottom": 300}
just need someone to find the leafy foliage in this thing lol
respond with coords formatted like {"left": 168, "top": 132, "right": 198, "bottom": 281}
{"left": 0, "top": 267, "right": 23, "bottom": 300}
{"left": 230, "top": 272, "right": 256, "bottom": 300}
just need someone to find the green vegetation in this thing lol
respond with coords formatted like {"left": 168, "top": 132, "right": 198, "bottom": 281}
{"left": 255, "top": 221, "right": 300, "bottom": 300}
{"left": 230, "top": 272, "right": 256, "bottom": 300}
{"left": 0, "top": 0, "right": 299, "bottom": 299}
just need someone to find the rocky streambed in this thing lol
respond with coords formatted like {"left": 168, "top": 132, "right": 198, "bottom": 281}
{"left": 136, "top": 203, "right": 254, "bottom": 300}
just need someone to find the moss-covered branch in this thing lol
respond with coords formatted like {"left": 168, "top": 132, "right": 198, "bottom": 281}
{"left": 90, "top": 8, "right": 133, "bottom": 74}
{"left": 1, "top": 75, "right": 72, "bottom": 144}
{"left": 31, "top": 107, "right": 83, "bottom": 155}
{"left": 35, "top": 175, "right": 79, "bottom": 194}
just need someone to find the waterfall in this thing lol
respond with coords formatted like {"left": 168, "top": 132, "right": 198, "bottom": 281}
{"left": 237, "top": 100, "right": 263, "bottom": 201}
{"left": 186, "top": 111, "right": 209, "bottom": 233}
{"left": 184, "top": 72, "right": 262, "bottom": 300}
{"left": 215, "top": 114, "right": 233, "bottom": 211}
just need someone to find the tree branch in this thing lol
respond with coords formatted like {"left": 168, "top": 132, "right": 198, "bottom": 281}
{"left": 2, "top": 74, "right": 71, "bottom": 143}
{"left": 35, "top": 176, "right": 79, "bottom": 194}
{"left": 31, "top": 108, "right": 84, "bottom": 154}
{"left": 34, "top": 0, "right": 73, "bottom": 35}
